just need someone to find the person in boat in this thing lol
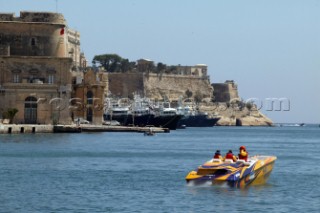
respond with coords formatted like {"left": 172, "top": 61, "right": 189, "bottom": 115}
{"left": 213, "top": 150, "right": 223, "bottom": 160}
{"left": 238, "top": 146, "right": 248, "bottom": 161}
{"left": 144, "top": 127, "right": 154, "bottom": 136}
{"left": 224, "top": 150, "right": 237, "bottom": 162}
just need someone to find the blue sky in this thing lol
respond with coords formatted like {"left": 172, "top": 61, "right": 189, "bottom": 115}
{"left": 1, "top": 0, "right": 319, "bottom": 123}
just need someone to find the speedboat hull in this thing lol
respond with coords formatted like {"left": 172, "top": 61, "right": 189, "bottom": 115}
{"left": 177, "top": 115, "right": 220, "bottom": 127}
{"left": 186, "top": 156, "right": 277, "bottom": 188}
{"left": 104, "top": 114, "right": 182, "bottom": 130}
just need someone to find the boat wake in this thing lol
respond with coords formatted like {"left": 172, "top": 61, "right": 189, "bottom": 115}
{"left": 186, "top": 180, "right": 212, "bottom": 187}
{"left": 186, "top": 180, "right": 232, "bottom": 190}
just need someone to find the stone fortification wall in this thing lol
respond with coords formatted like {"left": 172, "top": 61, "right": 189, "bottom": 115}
{"left": 212, "top": 81, "right": 239, "bottom": 102}
{"left": 108, "top": 73, "right": 213, "bottom": 101}
{"left": 0, "top": 13, "right": 15, "bottom": 21}
{"left": 0, "top": 12, "right": 66, "bottom": 24}
{"left": 108, "top": 73, "right": 144, "bottom": 98}
{"left": 144, "top": 74, "right": 213, "bottom": 101}
{"left": 0, "top": 12, "right": 67, "bottom": 57}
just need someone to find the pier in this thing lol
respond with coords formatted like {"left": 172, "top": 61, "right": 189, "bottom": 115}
{"left": 80, "top": 125, "right": 170, "bottom": 133}
{"left": 0, "top": 124, "right": 53, "bottom": 134}
{"left": 0, "top": 124, "right": 170, "bottom": 134}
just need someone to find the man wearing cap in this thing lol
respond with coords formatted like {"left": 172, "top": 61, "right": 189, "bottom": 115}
{"left": 238, "top": 146, "right": 249, "bottom": 161}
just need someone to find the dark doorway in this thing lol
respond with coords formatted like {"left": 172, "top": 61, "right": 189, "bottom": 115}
{"left": 87, "top": 91, "right": 93, "bottom": 105}
{"left": 86, "top": 91, "right": 93, "bottom": 122}
{"left": 236, "top": 119, "right": 242, "bottom": 126}
{"left": 87, "top": 108, "right": 93, "bottom": 122}
{"left": 25, "top": 96, "right": 37, "bottom": 124}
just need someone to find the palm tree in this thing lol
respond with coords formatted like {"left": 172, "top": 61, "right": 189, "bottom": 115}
{"left": 2, "top": 108, "right": 19, "bottom": 124}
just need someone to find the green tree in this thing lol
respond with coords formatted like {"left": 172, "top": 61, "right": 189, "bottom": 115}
{"left": 194, "top": 90, "right": 204, "bottom": 103}
{"left": 148, "top": 62, "right": 156, "bottom": 73}
{"left": 92, "top": 54, "right": 123, "bottom": 72}
{"left": 120, "top": 59, "right": 136, "bottom": 72}
{"left": 246, "top": 101, "right": 254, "bottom": 111}
{"left": 170, "top": 66, "right": 177, "bottom": 72}
{"left": 156, "top": 62, "right": 167, "bottom": 73}
{"left": 185, "top": 89, "right": 193, "bottom": 98}
{"left": 2, "top": 108, "right": 19, "bottom": 124}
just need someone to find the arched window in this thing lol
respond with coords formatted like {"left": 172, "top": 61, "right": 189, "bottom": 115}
{"left": 24, "top": 96, "right": 37, "bottom": 124}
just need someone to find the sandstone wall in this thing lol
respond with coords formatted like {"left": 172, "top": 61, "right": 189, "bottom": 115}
{"left": 0, "top": 56, "right": 73, "bottom": 125}
{"left": 73, "top": 70, "right": 106, "bottom": 125}
{"left": 0, "top": 12, "right": 67, "bottom": 57}
{"left": 144, "top": 74, "right": 213, "bottom": 101}
{"left": 108, "top": 73, "right": 213, "bottom": 101}
{"left": 0, "top": 12, "right": 65, "bottom": 24}
{"left": 212, "top": 81, "right": 239, "bottom": 102}
{"left": 0, "top": 11, "right": 81, "bottom": 125}
{"left": 108, "top": 73, "right": 144, "bottom": 98}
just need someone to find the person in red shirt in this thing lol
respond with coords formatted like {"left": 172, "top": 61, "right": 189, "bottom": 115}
{"left": 213, "top": 150, "right": 223, "bottom": 160}
{"left": 224, "top": 150, "right": 237, "bottom": 162}
{"left": 238, "top": 146, "right": 249, "bottom": 161}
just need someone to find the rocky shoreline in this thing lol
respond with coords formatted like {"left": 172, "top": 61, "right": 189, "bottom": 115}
{"left": 216, "top": 114, "right": 273, "bottom": 126}
{"left": 199, "top": 103, "right": 273, "bottom": 127}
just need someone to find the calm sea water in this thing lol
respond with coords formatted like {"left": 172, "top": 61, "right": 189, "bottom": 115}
{"left": 1, "top": 125, "right": 320, "bottom": 213}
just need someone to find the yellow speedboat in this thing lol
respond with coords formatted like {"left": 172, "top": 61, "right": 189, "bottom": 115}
{"left": 186, "top": 155, "right": 277, "bottom": 188}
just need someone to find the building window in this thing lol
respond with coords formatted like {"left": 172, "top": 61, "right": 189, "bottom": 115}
{"left": 13, "top": 74, "right": 20, "bottom": 83}
{"left": 87, "top": 91, "right": 93, "bottom": 105}
{"left": 48, "top": 74, "right": 54, "bottom": 84}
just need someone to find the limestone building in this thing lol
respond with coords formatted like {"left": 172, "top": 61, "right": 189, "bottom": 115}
{"left": 72, "top": 69, "right": 107, "bottom": 125}
{"left": 212, "top": 80, "right": 239, "bottom": 102}
{"left": 0, "top": 11, "right": 86, "bottom": 124}
{"left": 175, "top": 64, "right": 208, "bottom": 77}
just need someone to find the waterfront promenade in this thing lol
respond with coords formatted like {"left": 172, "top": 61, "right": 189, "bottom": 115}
{"left": 0, "top": 124, "right": 169, "bottom": 134}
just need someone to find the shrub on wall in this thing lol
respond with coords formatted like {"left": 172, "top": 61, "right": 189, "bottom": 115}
{"left": 2, "top": 108, "right": 19, "bottom": 124}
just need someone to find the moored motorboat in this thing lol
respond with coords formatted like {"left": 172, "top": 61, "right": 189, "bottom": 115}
{"left": 176, "top": 105, "right": 220, "bottom": 128}
{"left": 186, "top": 155, "right": 277, "bottom": 188}
{"left": 104, "top": 97, "right": 182, "bottom": 130}
{"left": 177, "top": 113, "right": 220, "bottom": 127}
